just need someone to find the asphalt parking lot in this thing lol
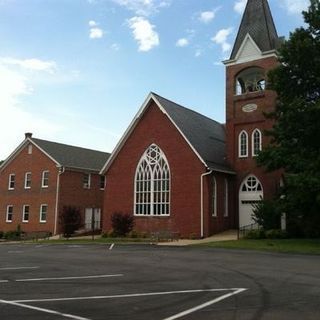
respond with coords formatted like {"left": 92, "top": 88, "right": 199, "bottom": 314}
{"left": 0, "top": 243, "right": 319, "bottom": 320}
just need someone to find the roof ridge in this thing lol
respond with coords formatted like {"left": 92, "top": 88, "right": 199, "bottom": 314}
{"left": 151, "top": 92, "right": 223, "bottom": 127}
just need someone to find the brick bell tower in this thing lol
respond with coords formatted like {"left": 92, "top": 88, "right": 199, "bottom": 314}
{"left": 224, "top": 0, "right": 283, "bottom": 228}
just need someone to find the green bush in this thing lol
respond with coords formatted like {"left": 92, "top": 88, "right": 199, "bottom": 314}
{"left": 59, "top": 206, "right": 82, "bottom": 238}
{"left": 252, "top": 199, "right": 281, "bottom": 230}
{"left": 0, "top": 231, "right": 3, "bottom": 239}
{"left": 265, "top": 229, "right": 288, "bottom": 239}
{"left": 245, "top": 229, "right": 266, "bottom": 239}
{"left": 111, "top": 212, "right": 134, "bottom": 237}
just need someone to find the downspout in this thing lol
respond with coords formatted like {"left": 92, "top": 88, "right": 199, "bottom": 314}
{"left": 200, "top": 169, "right": 213, "bottom": 238}
{"left": 54, "top": 166, "right": 65, "bottom": 235}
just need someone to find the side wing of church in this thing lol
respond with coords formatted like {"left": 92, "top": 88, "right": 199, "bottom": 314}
{"left": 100, "top": 0, "right": 283, "bottom": 238}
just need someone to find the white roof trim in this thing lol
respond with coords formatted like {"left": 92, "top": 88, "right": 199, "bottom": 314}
{"left": 100, "top": 93, "right": 208, "bottom": 174}
{"left": 0, "top": 138, "right": 61, "bottom": 172}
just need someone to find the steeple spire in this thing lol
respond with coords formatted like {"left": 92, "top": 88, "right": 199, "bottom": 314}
{"left": 230, "top": 0, "right": 280, "bottom": 60}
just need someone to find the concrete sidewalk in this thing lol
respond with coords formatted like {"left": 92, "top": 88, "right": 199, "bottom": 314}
{"left": 157, "top": 229, "right": 238, "bottom": 246}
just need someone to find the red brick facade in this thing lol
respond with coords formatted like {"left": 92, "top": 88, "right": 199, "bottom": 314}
{"left": 103, "top": 101, "right": 235, "bottom": 238}
{"left": 0, "top": 141, "right": 104, "bottom": 235}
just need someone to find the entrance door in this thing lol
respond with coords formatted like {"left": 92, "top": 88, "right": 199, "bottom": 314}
{"left": 239, "top": 176, "right": 263, "bottom": 228}
{"left": 85, "top": 208, "right": 101, "bottom": 230}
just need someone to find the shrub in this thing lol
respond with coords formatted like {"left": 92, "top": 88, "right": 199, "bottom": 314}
{"left": 111, "top": 212, "right": 134, "bottom": 237}
{"left": 245, "top": 229, "right": 266, "bottom": 239}
{"left": 265, "top": 229, "right": 288, "bottom": 239}
{"left": 59, "top": 206, "right": 82, "bottom": 238}
{"left": 252, "top": 199, "right": 281, "bottom": 230}
{"left": 0, "top": 231, "right": 3, "bottom": 239}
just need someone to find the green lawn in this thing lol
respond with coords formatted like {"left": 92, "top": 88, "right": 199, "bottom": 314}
{"left": 198, "top": 239, "right": 320, "bottom": 255}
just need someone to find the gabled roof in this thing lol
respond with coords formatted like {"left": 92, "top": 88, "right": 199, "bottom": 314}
{"left": 0, "top": 137, "right": 110, "bottom": 172}
{"left": 101, "top": 92, "right": 234, "bottom": 175}
{"left": 230, "top": 0, "right": 280, "bottom": 60}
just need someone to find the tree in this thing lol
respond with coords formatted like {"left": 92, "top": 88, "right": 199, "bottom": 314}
{"left": 257, "top": 0, "right": 320, "bottom": 237}
{"left": 59, "top": 206, "right": 82, "bottom": 238}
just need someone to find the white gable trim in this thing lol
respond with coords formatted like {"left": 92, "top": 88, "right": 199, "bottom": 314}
{"left": 100, "top": 93, "right": 208, "bottom": 174}
{"left": 0, "top": 138, "right": 61, "bottom": 172}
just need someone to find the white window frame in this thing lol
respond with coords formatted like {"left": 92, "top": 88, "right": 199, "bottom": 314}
{"left": 8, "top": 174, "right": 15, "bottom": 190}
{"left": 39, "top": 204, "right": 48, "bottom": 223}
{"left": 28, "top": 144, "right": 33, "bottom": 154}
{"left": 22, "top": 205, "right": 30, "bottom": 223}
{"left": 239, "top": 130, "right": 248, "bottom": 158}
{"left": 224, "top": 179, "right": 229, "bottom": 217}
{"left": 212, "top": 176, "right": 217, "bottom": 217}
{"left": 83, "top": 173, "right": 91, "bottom": 189}
{"left": 99, "top": 175, "right": 106, "bottom": 190}
{"left": 41, "top": 170, "right": 49, "bottom": 188}
{"left": 252, "top": 129, "right": 262, "bottom": 156}
{"left": 134, "top": 144, "right": 170, "bottom": 216}
{"left": 24, "top": 172, "right": 32, "bottom": 189}
{"left": 6, "top": 205, "right": 13, "bottom": 223}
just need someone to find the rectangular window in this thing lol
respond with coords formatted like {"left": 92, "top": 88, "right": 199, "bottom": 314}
{"left": 6, "top": 205, "right": 13, "bottom": 222}
{"left": 23, "top": 205, "right": 30, "bottom": 222}
{"left": 24, "top": 172, "right": 32, "bottom": 189}
{"left": 40, "top": 204, "right": 47, "bottom": 223}
{"left": 8, "top": 174, "right": 15, "bottom": 190}
{"left": 224, "top": 179, "right": 229, "bottom": 217}
{"left": 42, "top": 170, "right": 49, "bottom": 188}
{"left": 100, "top": 175, "right": 106, "bottom": 190}
{"left": 83, "top": 173, "right": 91, "bottom": 189}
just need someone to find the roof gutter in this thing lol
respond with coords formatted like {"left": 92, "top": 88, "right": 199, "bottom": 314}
{"left": 54, "top": 166, "right": 65, "bottom": 235}
{"left": 200, "top": 169, "right": 213, "bottom": 238}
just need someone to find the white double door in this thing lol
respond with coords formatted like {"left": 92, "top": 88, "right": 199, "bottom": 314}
{"left": 85, "top": 208, "right": 101, "bottom": 230}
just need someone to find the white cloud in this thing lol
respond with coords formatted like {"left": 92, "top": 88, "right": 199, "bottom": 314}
{"left": 0, "top": 57, "right": 56, "bottom": 74}
{"left": 195, "top": 48, "right": 203, "bottom": 58}
{"left": 89, "top": 20, "right": 97, "bottom": 27}
{"left": 176, "top": 38, "right": 189, "bottom": 47}
{"left": 199, "top": 11, "right": 215, "bottom": 24}
{"left": 234, "top": 0, "right": 247, "bottom": 14}
{"left": 112, "top": 0, "right": 171, "bottom": 16}
{"left": 0, "top": 63, "right": 60, "bottom": 160}
{"left": 110, "top": 43, "right": 120, "bottom": 51}
{"left": 279, "top": 0, "right": 309, "bottom": 15}
{"left": 211, "top": 28, "right": 233, "bottom": 53}
{"left": 90, "top": 27, "right": 104, "bottom": 39}
{"left": 128, "top": 16, "right": 159, "bottom": 52}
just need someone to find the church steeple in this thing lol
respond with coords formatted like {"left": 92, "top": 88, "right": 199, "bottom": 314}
{"left": 230, "top": 0, "right": 280, "bottom": 60}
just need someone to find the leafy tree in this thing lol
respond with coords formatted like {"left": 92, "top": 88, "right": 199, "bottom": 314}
{"left": 59, "top": 206, "right": 82, "bottom": 238}
{"left": 257, "top": 0, "right": 320, "bottom": 237}
{"left": 111, "top": 212, "right": 134, "bottom": 237}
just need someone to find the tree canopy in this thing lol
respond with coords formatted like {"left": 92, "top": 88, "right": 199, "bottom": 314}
{"left": 257, "top": 0, "right": 320, "bottom": 237}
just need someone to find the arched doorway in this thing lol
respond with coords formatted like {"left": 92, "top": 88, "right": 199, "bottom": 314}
{"left": 239, "top": 175, "right": 263, "bottom": 228}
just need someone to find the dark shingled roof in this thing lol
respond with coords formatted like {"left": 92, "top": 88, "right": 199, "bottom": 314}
{"left": 230, "top": 0, "right": 280, "bottom": 59}
{"left": 152, "top": 93, "right": 233, "bottom": 173}
{"left": 32, "top": 138, "right": 110, "bottom": 171}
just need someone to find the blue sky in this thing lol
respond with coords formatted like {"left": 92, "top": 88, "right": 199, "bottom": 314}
{"left": 0, "top": 0, "right": 309, "bottom": 160}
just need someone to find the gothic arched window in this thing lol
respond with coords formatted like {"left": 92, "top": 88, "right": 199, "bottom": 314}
{"left": 235, "top": 67, "right": 266, "bottom": 95}
{"left": 134, "top": 144, "right": 170, "bottom": 216}
{"left": 252, "top": 129, "right": 262, "bottom": 156}
{"left": 239, "top": 130, "right": 248, "bottom": 158}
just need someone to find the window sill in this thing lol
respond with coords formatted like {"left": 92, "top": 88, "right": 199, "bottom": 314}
{"left": 234, "top": 91, "right": 265, "bottom": 101}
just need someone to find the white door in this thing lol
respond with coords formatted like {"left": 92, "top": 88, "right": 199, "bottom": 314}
{"left": 239, "top": 176, "right": 263, "bottom": 228}
{"left": 85, "top": 208, "right": 101, "bottom": 230}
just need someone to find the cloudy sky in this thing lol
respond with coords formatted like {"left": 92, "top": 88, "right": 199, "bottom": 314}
{"left": 0, "top": 0, "right": 309, "bottom": 160}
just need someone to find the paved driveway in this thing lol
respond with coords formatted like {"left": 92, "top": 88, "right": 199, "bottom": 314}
{"left": 0, "top": 243, "right": 319, "bottom": 319}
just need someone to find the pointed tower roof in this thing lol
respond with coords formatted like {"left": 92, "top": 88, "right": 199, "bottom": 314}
{"left": 230, "top": 0, "right": 279, "bottom": 60}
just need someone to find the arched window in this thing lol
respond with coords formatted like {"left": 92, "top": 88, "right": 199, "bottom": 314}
{"left": 235, "top": 67, "right": 266, "bottom": 95}
{"left": 239, "top": 130, "right": 248, "bottom": 158}
{"left": 224, "top": 179, "right": 229, "bottom": 217}
{"left": 252, "top": 129, "right": 262, "bottom": 156}
{"left": 134, "top": 144, "right": 170, "bottom": 216}
{"left": 212, "top": 176, "right": 217, "bottom": 217}
{"left": 241, "top": 175, "right": 263, "bottom": 192}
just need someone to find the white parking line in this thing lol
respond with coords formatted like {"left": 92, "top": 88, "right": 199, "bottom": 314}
{"left": 0, "top": 299, "right": 91, "bottom": 320}
{"left": 15, "top": 274, "right": 123, "bottom": 282}
{"left": 163, "top": 288, "right": 247, "bottom": 320}
{"left": 13, "top": 288, "right": 246, "bottom": 303}
{"left": 0, "top": 266, "right": 39, "bottom": 271}
{"left": 0, "top": 280, "right": 9, "bottom": 283}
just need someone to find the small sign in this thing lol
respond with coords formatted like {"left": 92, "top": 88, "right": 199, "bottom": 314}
{"left": 242, "top": 103, "right": 257, "bottom": 113}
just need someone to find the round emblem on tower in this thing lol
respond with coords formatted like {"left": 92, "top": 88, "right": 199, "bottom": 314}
{"left": 242, "top": 103, "right": 258, "bottom": 113}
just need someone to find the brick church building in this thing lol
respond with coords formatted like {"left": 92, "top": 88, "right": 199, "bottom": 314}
{"left": 101, "top": 0, "right": 283, "bottom": 238}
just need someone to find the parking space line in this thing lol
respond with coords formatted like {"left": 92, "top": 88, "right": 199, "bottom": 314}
{"left": 0, "top": 299, "right": 91, "bottom": 320}
{"left": 16, "top": 274, "right": 123, "bottom": 282}
{"left": 0, "top": 266, "right": 39, "bottom": 271}
{"left": 163, "top": 288, "right": 247, "bottom": 320}
{"left": 0, "top": 280, "right": 9, "bottom": 283}
{"left": 13, "top": 288, "right": 246, "bottom": 303}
